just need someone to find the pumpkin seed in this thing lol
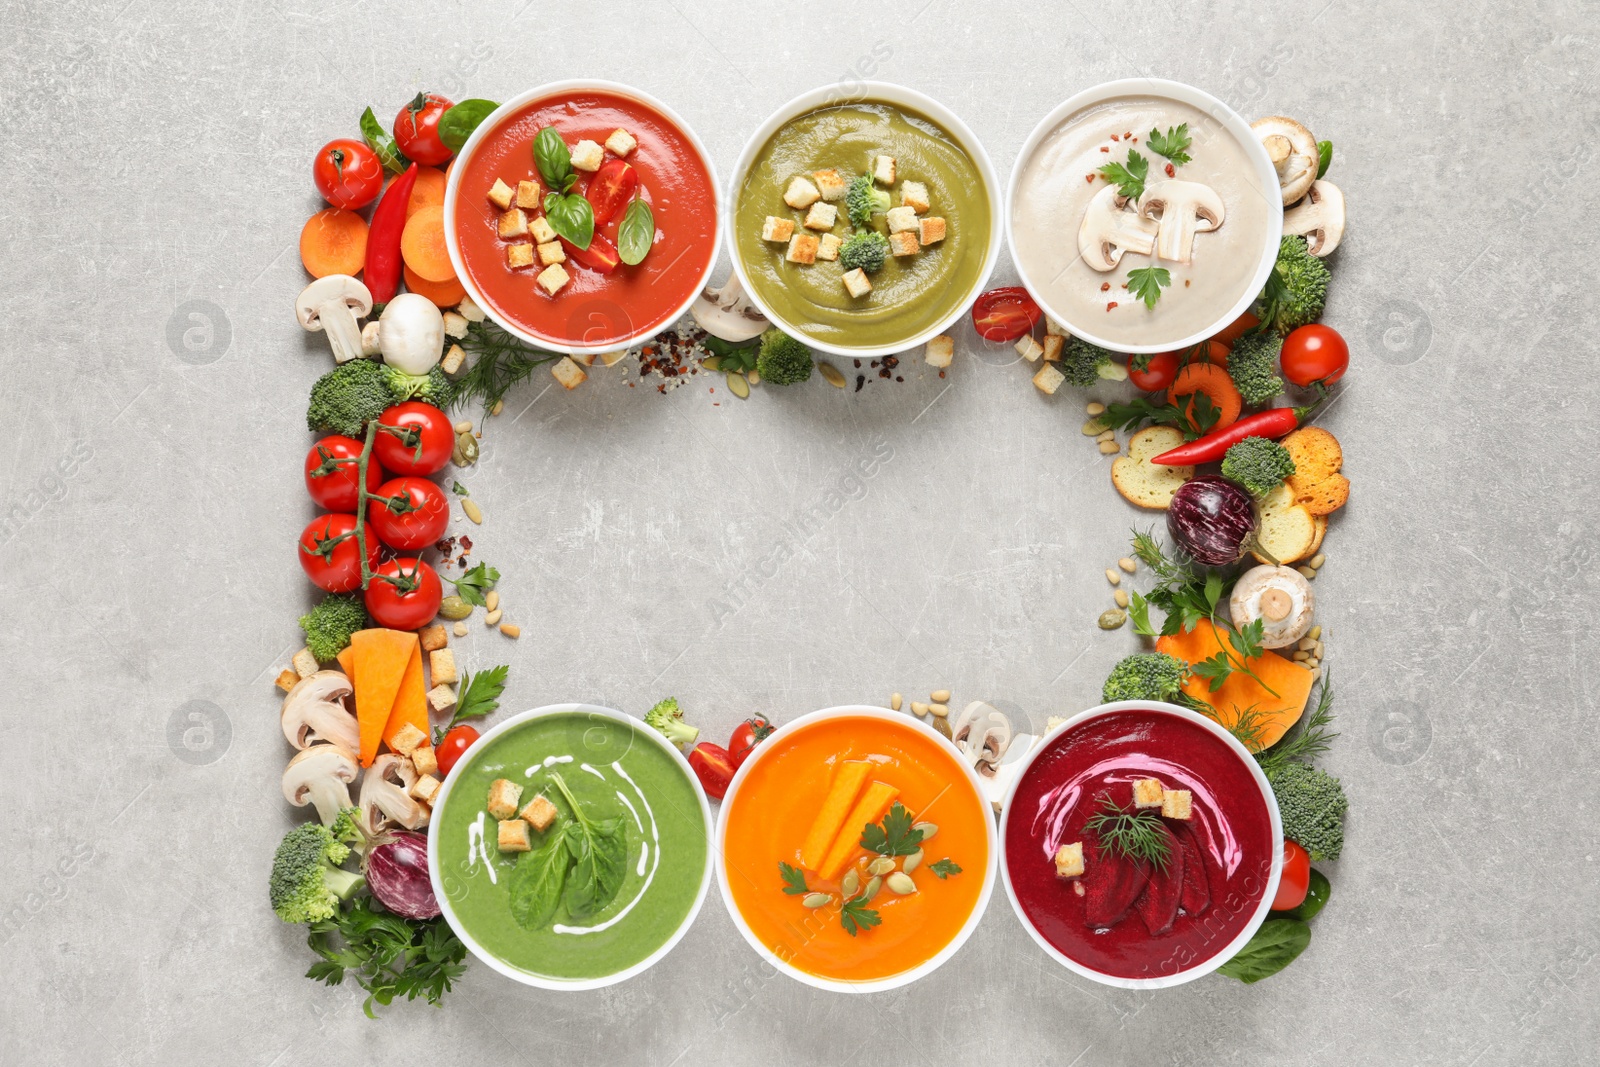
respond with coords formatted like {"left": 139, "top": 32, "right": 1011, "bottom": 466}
{"left": 861, "top": 875, "right": 882, "bottom": 903}
{"left": 818, "top": 361, "right": 847, "bottom": 388}
{"left": 1081, "top": 418, "right": 1109, "bottom": 436}
{"left": 438, "top": 596, "right": 473, "bottom": 620}
{"left": 912, "top": 822, "right": 938, "bottom": 842}
{"left": 726, "top": 369, "right": 750, "bottom": 399}
{"left": 890, "top": 692, "right": 903, "bottom": 711}
{"left": 931, "top": 715, "right": 951, "bottom": 739}
{"left": 452, "top": 432, "right": 479, "bottom": 467}
{"left": 701, "top": 355, "right": 722, "bottom": 371}
{"left": 902, "top": 849, "right": 924, "bottom": 874}
{"left": 867, "top": 857, "right": 896, "bottom": 876}
{"left": 1098, "top": 608, "right": 1127, "bottom": 630}
{"left": 886, "top": 872, "right": 917, "bottom": 895}
{"left": 462, "top": 498, "right": 483, "bottom": 524}
{"left": 930, "top": 689, "right": 951, "bottom": 703}
{"left": 802, "top": 892, "right": 831, "bottom": 909}
{"left": 841, "top": 869, "right": 860, "bottom": 897}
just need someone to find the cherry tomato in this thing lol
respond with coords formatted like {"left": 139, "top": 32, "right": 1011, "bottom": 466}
{"left": 367, "top": 476, "right": 450, "bottom": 551}
{"left": 688, "top": 742, "right": 737, "bottom": 800}
{"left": 364, "top": 557, "right": 443, "bottom": 630}
{"left": 560, "top": 232, "right": 620, "bottom": 275}
{"left": 393, "top": 92, "right": 454, "bottom": 166}
{"left": 584, "top": 159, "right": 638, "bottom": 225}
{"left": 436, "top": 725, "right": 480, "bottom": 778}
{"left": 971, "top": 286, "right": 1043, "bottom": 342}
{"left": 313, "top": 138, "right": 384, "bottom": 210}
{"left": 729, "top": 715, "right": 774, "bottom": 769}
{"left": 304, "top": 435, "right": 383, "bottom": 512}
{"left": 1279, "top": 324, "right": 1349, "bottom": 387}
{"left": 1128, "top": 351, "right": 1179, "bottom": 392}
{"left": 298, "top": 513, "right": 379, "bottom": 593}
{"left": 1272, "top": 840, "right": 1312, "bottom": 911}
{"left": 373, "top": 402, "right": 454, "bottom": 476}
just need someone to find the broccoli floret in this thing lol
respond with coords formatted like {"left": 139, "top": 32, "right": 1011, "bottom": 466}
{"left": 844, "top": 174, "right": 891, "bottom": 228}
{"left": 1261, "top": 235, "right": 1330, "bottom": 334}
{"left": 327, "top": 806, "right": 362, "bottom": 845}
{"left": 384, "top": 365, "right": 458, "bottom": 408}
{"left": 1267, "top": 761, "right": 1347, "bottom": 861}
{"left": 298, "top": 594, "right": 369, "bottom": 662}
{"left": 839, "top": 232, "right": 889, "bottom": 273}
{"left": 1060, "top": 338, "right": 1116, "bottom": 388}
{"left": 755, "top": 327, "right": 813, "bottom": 385}
{"left": 1221, "top": 436, "right": 1296, "bottom": 498}
{"left": 269, "top": 821, "right": 364, "bottom": 924}
{"left": 307, "top": 358, "right": 396, "bottom": 436}
{"left": 1227, "top": 332, "right": 1285, "bottom": 406}
{"left": 1102, "top": 652, "right": 1191, "bottom": 704}
{"left": 644, "top": 696, "right": 699, "bottom": 748}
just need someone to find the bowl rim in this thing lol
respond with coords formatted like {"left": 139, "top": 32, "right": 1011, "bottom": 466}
{"left": 996, "top": 700, "right": 1284, "bottom": 989}
{"left": 441, "top": 79, "right": 723, "bottom": 356}
{"left": 1004, "top": 77, "right": 1284, "bottom": 355}
{"left": 724, "top": 81, "right": 1004, "bottom": 360}
{"left": 426, "top": 702, "right": 715, "bottom": 991}
{"left": 713, "top": 703, "right": 998, "bottom": 994}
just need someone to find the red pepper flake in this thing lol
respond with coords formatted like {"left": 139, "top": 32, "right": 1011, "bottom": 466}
{"left": 1184, "top": 279, "right": 1191, "bottom": 287}
{"left": 1110, "top": 133, "right": 1120, "bottom": 142}
{"left": 1106, "top": 301, "right": 1119, "bottom": 311}
{"left": 1130, "top": 135, "right": 1138, "bottom": 142}
{"left": 1124, "top": 131, "right": 1132, "bottom": 139}
{"left": 1100, "top": 282, "right": 1111, "bottom": 292}
{"left": 1165, "top": 162, "right": 1175, "bottom": 178}
{"left": 1085, "top": 173, "right": 1095, "bottom": 183}
{"left": 1100, "top": 146, "right": 1110, "bottom": 153}
{"left": 938, "top": 370, "right": 946, "bottom": 378}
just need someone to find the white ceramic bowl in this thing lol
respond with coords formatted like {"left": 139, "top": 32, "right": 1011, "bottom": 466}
{"left": 1005, "top": 78, "right": 1283, "bottom": 355}
{"left": 714, "top": 704, "right": 998, "bottom": 993}
{"left": 442, "top": 81, "right": 722, "bottom": 357}
{"left": 726, "top": 82, "right": 1004, "bottom": 360}
{"left": 997, "top": 700, "right": 1283, "bottom": 989}
{"left": 427, "top": 703, "right": 714, "bottom": 991}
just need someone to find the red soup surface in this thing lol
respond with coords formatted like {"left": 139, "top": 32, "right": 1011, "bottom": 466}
{"left": 1005, "top": 709, "right": 1274, "bottom": 980}
{"left": 452, "top": 91, "right": 717, "bottom": 348}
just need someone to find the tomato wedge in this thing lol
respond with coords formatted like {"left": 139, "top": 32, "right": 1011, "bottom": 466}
{"left": 585, "top": 159, "right": 638, "bottom": 225}
{"left": 560, "top": 232, "right": 620, "bottom": 274}
{"left": 971, "top": 286, "right": 1043, "bottom": 342}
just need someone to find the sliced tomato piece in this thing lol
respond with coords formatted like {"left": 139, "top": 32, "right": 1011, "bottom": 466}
{"left": 971, "top": 286, "right": 1043, "bottom": 342}
{"left": 584, "top": 159, "right": 638, "bottom": 225}
{"left": 560, "top": 232, "right": 620, "bottom": 274}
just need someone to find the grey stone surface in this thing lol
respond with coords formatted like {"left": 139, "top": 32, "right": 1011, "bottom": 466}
{"left": 2, "top": 0, "right": 1596, "bottom": 1063}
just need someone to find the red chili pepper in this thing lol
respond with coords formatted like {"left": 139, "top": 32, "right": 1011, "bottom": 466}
{"left": 1152, "top": 396, "right": 1324, "bottom": 466}
{"left": 364, "top": 163, "right": 419, "bottom": 304}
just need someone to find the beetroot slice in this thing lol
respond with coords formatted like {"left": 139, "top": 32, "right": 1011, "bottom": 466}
{"left": 1172, "top": 821, "right": 1211, "bottom": 917}
{"left": 1083, "top": 846, "right": 1151, "bottom": 929}
{"left": 1135, "top": 823, "right": 1183, "bottom": 935}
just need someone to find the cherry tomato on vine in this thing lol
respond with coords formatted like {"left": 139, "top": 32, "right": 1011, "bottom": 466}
{"left": 313, "top": 139, "right": 384, "bottom": 210}
{"left": 1272, "top": 839, "right": 1312, "bottom": 911}
{"left": 584, "top": 159, "right": 638, "bottom": 225}
{"left": 1279, "top": 324, "right": 1349, "bottom": 388}
{"left": 373, "top": 402, "right": 454, "bottom": 476}
{"left": 729, "top": 715, "right": 774, "bottom": 769}
{"left": 304, "top": 435, "right": 383, "bottom": 512}
{"left": 364, "top": 557, "right": 443, "bottom": 630}
{"left": 367, "top": 476, "right": 450, "bottom": 551}
{"left": 688, "top": 742, "right": 737, "bottom": 800}
{"left": 436, "top": 725, "right": 480, "bottom": 778}
{"left": 298, "top": 513, "right": 379, "bottom": 593}
{"left": 1128, "top": 350, "right": 1180, "bottom": 392}
{"left": 393, "top": 93, "right": 454, "bottom": 166}
{"left": 971, "top": 286, "right": 1043, "bottom": 342}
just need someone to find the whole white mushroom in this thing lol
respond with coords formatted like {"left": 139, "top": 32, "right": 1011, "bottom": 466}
{"left": 378, "top": 293, "right": 445, "bottom": 376}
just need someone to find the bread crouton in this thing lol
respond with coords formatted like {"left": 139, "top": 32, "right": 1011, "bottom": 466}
{"left": 497, "top": 819, "right": 531, "bottom": 852}
{"left": 812, "top": 168, "right": 848, "bottom": 201}
{"left": 1132, "top": 778, "right": 1165, "bottom": 809}
{"left": 536, "top": 263, "right": 571, "bottom": 296}
{"left": 456, "top": 296, "right": 485, "bottom": 322}
{"left": 888, "top": 231, "right": 919, "bottom": 257}
{"left": 292, "top": 648, "right": 319, "bottom": 678}
{"left": 410, "top": 774, "right": 442, "bottom": 805}
{"left": 1054, "top": 842, "right": 1085, "bottom": 879}
{"left": 487, "top": 178, "right": 514, "bottom": 210}
{"left": 410, "top": 745, "right": 439, "bottom": 778}
{"left": 536, "top": 240, "right": 566, "bottom": 266}
{"left": 1045, "top": 316, "right": 1067, "bottom": 337}
{"left": 426, "top": 683, "right": 457, "bottom": 712}
{"left": 784, "top": 176, "right": 821, "bottom": 209}
{"left": 428, "top": 648, "right": 457, "bottom": 687}
{"left": 900, "top": 180, "right": 930, "bottom": 213}
{"left": 440, "top": 342, "right": 466, "bottom": 375}
{"left": 570, "top": 139, "right": 603, "bottom": 172}
{"left": 498, "top": 208, "right": 529, "bottom": 239}
{"left": 841, "top": 268, "right": 872, "bottom": 298}
{"left": 872, "top": 155, "right": 896, "bottom": 184}
{"left": 761, "top": 216, "right": 795, "bottom": 242}
{"left": 817, "top": 233, "right": 842, "bottom": 261}
{"left": 389, "top": 723, "right": 428, "bottom": 757}
{"left": 925, "top": 335, "right": 954, "bottom": 368}
{"left": 1042, "top": 335, "right": 1064, "bottom": 362}
{"left": 599, "top": 349, "right": 629, "bottom": 367}
{"left": 486, "top": 779, "right": 524, "bottom": 820}
{"left": 529, "top": 215, "right": 557, "bottom": 244}
{"left": 786, "top": 233, "right": 820, "bottom": 264}
{"left": 1016, "top": 336, "right": 1044, "bottom": 362}
{"left": 1161, "top": 789, "right": 1192, "bottom": 820}
{"left": 803, "top": 202, "right": 838, "bottom": 231}
{"left": 604, "top": 128, "right": 637, "bottom": 157}
{"left": 275, "top": 668, "right": 300, "bottom": 693}
{"left": 551, "top": 355, "right": 587, "bottom": 389}
{"left": 520, "top": 794, "right": 558, "bottom": 833}
{"left": 885, "top": 206, "right": 919, "bottom": 234}
{"left": 442, "top": 311, "right": 468, "bottom": 340}
{"left": 506, "top": 242, "right": 534, "bottom": 269}
{"left": 1032, "top": 362, "right": 1065, "bottom": 395}
{"left": 514, "top": 179, "right": 542, "bottom": 210}
{"left": 918, "top": 216, "right": 946, "bottom": 245}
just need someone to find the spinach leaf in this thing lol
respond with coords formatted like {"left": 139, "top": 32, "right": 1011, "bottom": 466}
{"left": 1287, "top": 869, "right": 1331, "bottom": 921}
{"left": 543, "top": 192, "right": 594, "bottom": 250}
{"left": 617, "top": 198, "right": 655, "bottom": 265}
{"left": 438, "top": 99, "right": 499, "bottom": 152}
{"left": 1216, "top": 917, "right": 1311, "bottom": 983}
{"left": 533, "top": 127, "right": 574, "bottom": 191}
{"left": 507, "top": 825, "right": 571, "bottom": 931}
{"left": 548, "top": 772, "right": 627, "bottom": 919}
{"left": 1316, "top": 140, "right": 1333, "bottom": 179}
{"left": 360, "top": 107, "right": 408, "bottom": 176}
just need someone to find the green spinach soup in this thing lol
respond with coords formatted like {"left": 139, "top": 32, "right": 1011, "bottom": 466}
{"left": 435, "top": 710, "right": 708, "bottom": 983}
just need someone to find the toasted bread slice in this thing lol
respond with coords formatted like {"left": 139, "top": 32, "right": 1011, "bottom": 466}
{"left": 1308, "top": 515, "right": 1328, "bottom": 556}
{"left": 1111, "top": 426, "right": 1194, "bottom": 510}
{"left": 1251, "top": 484, "right": 1317, "bottom": 564}
{"left": 1283, "top": 426, "right": 1342, "bottom": 488}
{"left": 1296, "top": 471, "right": 1349, "bottom": 515}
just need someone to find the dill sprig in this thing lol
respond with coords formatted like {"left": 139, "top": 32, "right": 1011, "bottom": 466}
{"left": 452, "top": 320, "right": 563, "bottom": 417}
{"left": 1084, "top": 793, "right": 1172, "bottom": 870}
{"left": 1256, "top": 673, "right": 1338, "bottom": 779}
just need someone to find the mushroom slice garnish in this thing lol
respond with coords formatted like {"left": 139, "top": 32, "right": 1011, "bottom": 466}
{"left": 690, "top": 272, "right": 770, "bottom": 343}
{"left": 296, "top": 275, "right": 373, "bottom": 365}
{"left": 1077, "top": 185, "right": 1159, "bottom": 272}
{"left": 950, "top": 701, "right": 1013, "bottom": 774}
{"left": 1229, "top": 564, "right": 1316, "bottom": 649}
{"left": 282, "top": 744, "right": 360, "bottom": 826}
{"left": 280, "top": 670, "right": 361, "bottom": 753}
{"left": 1138, "top": 180, "right": 1225, "bottom": 265}
{"left": 1250, "top": 116, "right": 1318, "bottom": 206}
{"left": 1283, "top": 180, "right": 1345, "bottom": 257}
{"left": 359, "top": 753, "right": 430, "bottom": 837}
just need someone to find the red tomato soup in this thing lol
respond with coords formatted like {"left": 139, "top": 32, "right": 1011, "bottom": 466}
{"left": 452, "top": 91, "right": 717, "bottom": 348}
{"left": 1005, "top": 709, "right": 1274, "bottom": 980}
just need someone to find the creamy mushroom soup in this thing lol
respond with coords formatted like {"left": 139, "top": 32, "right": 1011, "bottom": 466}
{"left": 1011, "top": 96, "right": 1275, "bottom": 348}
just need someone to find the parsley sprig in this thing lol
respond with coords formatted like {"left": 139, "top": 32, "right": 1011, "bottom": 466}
{"left": 1126, "top": 266, "right": 1172, "bottom": 309}
{"left": 860, "top": 802, "right": 924, "bottom": 857}
{"left": 305, "top": 897, "right": 467, "bottom": 1017}
{"left": 840, "top": 893, "right": 882, "bottom": 937}
{"left": 1084, "top": 793, "right": 1172, "bottom": 870}
{"left": 1098, "top": 149, "right": 1149, "bottom": 200}
{"left": 445, "top": 562, "right": 499, "bottom": 607}
{"left": 439, "top": 664, "right": 509, "bottom": 737}
{"left": 928, "top": 858, "right": 962, "bottom": 879}
{"left": 1147, "top": 124, "right": 1193, "bottom": 167}
{"left": 778, "top": 862, "right": 809, "bottom": 896}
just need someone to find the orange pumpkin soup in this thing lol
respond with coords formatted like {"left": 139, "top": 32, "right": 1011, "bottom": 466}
{"left": 722, "top": 715, "right": 989, "bottom": 983}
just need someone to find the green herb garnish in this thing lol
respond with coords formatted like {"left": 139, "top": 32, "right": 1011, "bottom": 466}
{"left": 438, "top": 99, "right": 499, "bottom": 152}
{"left": 1083, "top": 793, "right": 1172, "bottom": 870}
{"left": 778, "top": 862, "right": 809, "bottom": 896}
{"left": 927, "top": 858, "right": 962, "bottom": 879}
{"left": 532, "top": 126, "right": 594, "bottom": 249}
{"left": 548, "top": 771, "right": 627, "bottom": 919}
{"left": 454, "top": 319, "right": 564, "bottom": 418}
{"left": 840, "top": 894, "right": 882, "bottom": 937}
{"left": 1147, "top": 124, "right": 1193, "bottom": 167}
{"left": 1099, "top": 392, "right": 1220, "bottom": 442}
{"left": 305, "top": 897, "right": 467, "bottom": 1016}
{"left": 441, "top": 664, "right": 508, "bottom": 735}
{"left": 617, "top": 198, "right": 655, "bottom": 265}
{"left": 860, "top": 802, "right": 924, "bottom": 857}
{"left": 451, "top": 481, "right": 469, "bottom": 496}
{"left": 1256, "top": 674, "right": 1338, "bottom": 778}
{"left": 1126, "top": 266, "right": 1172, "bottom": 309}
{"left": 359, "top": 107, "right": 408, "bottom": 176}
{"left": 445, "top": 561, "right": 499, "bottom": 607}
{"left": 1316, "top": 140, "right": 1333, "bottom": 179}
{"left": 1098, "top": 149, "right": 1149, "bottom": 200}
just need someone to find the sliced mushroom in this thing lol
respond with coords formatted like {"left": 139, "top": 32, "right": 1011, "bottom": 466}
{"left": 1250, "top": 117, "right": 1318, "bottom": 206}
{"left": 1138, "top": 180, "right": 1225, "bottom": 265}
{"left": 984, "top": 733, "right": 1039, "bottom": 814}
{"left": 1077, "top": 185, "right": 1159, "bottom": 272}
{"left": 1283, "top": 180, "right": 1345, "bottom": 257}
{"left": 281, "top": 671, "right": 360, "bottom": 753}
{"left": 690, "top": 272, "right": 769, "bottom": 343}
{"left": 1229, "top": 564, "right": 1315, "bottom": 648}
{"left": 283, "top": 744, "right": 360, "bottom": 825}
{"left": 378, "top": 293, "right": 445, "bottom": 375}
{"left": 359, "top": 753, "right": 431, "bottom": 837}
{"left": 296, "top": 275, "right": 373, "bottom": 365}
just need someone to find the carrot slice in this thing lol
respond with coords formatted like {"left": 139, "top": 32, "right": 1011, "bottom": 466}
{"left": 1167, "top": 362, "right": 1242, "bottom": 432}
{"left": 336, "top": 647, "right": 356, "bottom": 681}
{"left": 818, "top": 780, "right": 900, "bottom": 880}
{"left": 403, "top": 264, "right": 466, "bottom": 307}
{"left": 406, "top": 167, "right": 448, "bottom": 219}
{"left": 401, "top": 204, "right": 453, "bottom": 282}
{"left": 800, "top": 761, "right": 872, "bottom": 872}
{"left": 300, "top": 208, "right": 368, "bottom": 278}
{"left": 382, "top": 641, "right": 429, "bottom": 750}
{"left": 1211, "top": 311, "right": 1259, "bottom": 348}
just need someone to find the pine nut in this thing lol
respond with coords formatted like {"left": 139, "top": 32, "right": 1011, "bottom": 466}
{"left": 1308, "top": 625, "right": 1322, "bottom": 641}
{"left": 890, "top": 692, "right": 903, "bottom": 711}
{"left": 1098, "top": 440, "right": 1120, "bottom": 455}
{"left": 1298, "top": 637, "right": 1316, "bottom": 651}
{"left": 911, "top": 701, "right": 929, "bottom": 716}
{"left": 452, "top": 622, "right": 468, "bottom": 637}
{"left": 929, "top": 703, "right": 949, "bottom": 718}
{"left": 1293, "top": 650, "right": 1310, "bottom": 661}
{"left": 1310, "top": 553, "right": 1326, "bottom": 569}
{"left": 1082, "top": 419, "right": 1109, "bottom": 436}
{"left": 1297, "top": 565, "right": 1317, "bottom": 579}
{"left": 1096, "top": 429, "right": 1115, "bottom": 443}
{"left": 490, "top": 399, "right": 504, "bottom": 416}
{"left": 485, "top": 590, "right": 499, "bottom": 612}
{"left": 930, "top": 689, "right": 951, "bottom": 703}
{"left": 1085, "top": 402, "right": 1106, "bottom": 416}
{"left": 1114, "top": 589, "right": 1129, "bottom": 608}
{"left": 1314, "top": 640, "right": 1324, "bottom": 658}
{"left": 484, "top": 608, "right": 503, "bottom": 626}
{"left": 1118, "top": 557, "right": 1137, "bottom": 573}
{"left": 499, "top": 624, "right": 520, "bottom": 638}
{"left": 462, "top": 499, "right": 483, "bottom": 524}
{"left": 454, "top": 420, "right": 474, "bottom": 434}
{"left": 1105, "top": 569, "right": 1122, "bottom": 586}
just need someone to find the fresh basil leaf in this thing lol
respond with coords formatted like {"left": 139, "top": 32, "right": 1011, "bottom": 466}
{"left": 360, "top": 107, "right": 408, "bottom": 176}
{"left": 617, "top": 198, "right": 655, "bottom": 265}
{"left": 543, "top": 192, "right": 594, "bottom": 250}
{"left": 1287, "top": 869, "right": 1331, "bottom": 921}
{"left": 438, "top": 99, "right": 499, "bottom": 152}
{"left": 507, "top": 826, "right": 571, "bottom": 931}
{"left": 1216, "top": 917, "right": 1311, "bottom": 983}
{"left": 533, "top": 127, "right": 573, "bottom": 190}
{"left": 1316, "top": 140, "right": 1333, "bottom": 179}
